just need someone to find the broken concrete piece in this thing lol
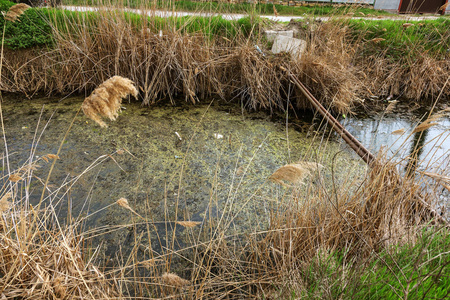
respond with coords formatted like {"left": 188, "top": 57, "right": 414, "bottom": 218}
{"left": 271, "top": 35, "right": 306, "bottom": 60}
{"left": 264, "top": 30, "right": 294, "bottom": 42}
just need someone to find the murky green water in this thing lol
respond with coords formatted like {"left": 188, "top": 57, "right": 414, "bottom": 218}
{"left": 2, "top": 95, "right": 449, "bottom": 265}
{"left": 0, "top": 95, "right": 364, "bottom": 257}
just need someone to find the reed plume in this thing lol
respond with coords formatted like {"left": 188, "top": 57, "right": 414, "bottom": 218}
{"left": 385, "top": 100, "right": 397, "bottom": 113}
{"left": 440, "top": 3, "right": 450, "bottom": 11}
{"left": 82, "top": 76, "right": 138, "bottom": 127}
{"left": 8, "top": 174, "right": 23, "bottom": 182}
{"left": 116, "top": 198, "right": 144, "bottom": 219}
{"left": 161, "top": 273, "right": 190, "bottom": 287}
{"left": 0, "top": 192, "right": 11, "bottom": 213}
{"left": 116, "top": 197, "right": 132, "bottom": 210}
{"left": 391, "top": 128, "right": 405, "bottom": 135}
{"left": 4, "top": 3, "right": 30, "bottom": 22}
{"left": 269, "top": 162, "right": 322, "bottom": 186}
{"left": 412, "top": 113, "right": 444, "bottom": 133}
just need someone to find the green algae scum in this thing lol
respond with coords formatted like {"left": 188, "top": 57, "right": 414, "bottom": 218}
{"left": 0, "top": 95, "right": 363, "bottom": 253}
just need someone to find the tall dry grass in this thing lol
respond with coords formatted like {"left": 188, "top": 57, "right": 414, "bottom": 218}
{"left": 3, "top": 6, "right": 447, "bottom": 114}
{"left": 0, "top": 162, "right": 119, "bottom": 299}
{"left": 0, "top": 6, "right": 369, "bottom": 114}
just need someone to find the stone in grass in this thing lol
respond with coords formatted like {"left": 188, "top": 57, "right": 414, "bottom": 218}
{"left": 271, "top": 35, "right": 307, "bottom": 60}
{"left": 264, "top": 30, "right": 294, "bottom": 42}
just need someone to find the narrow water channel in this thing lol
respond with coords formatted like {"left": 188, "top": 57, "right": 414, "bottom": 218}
{"left": 1, "top": 96, "right": 448, "bottom": 261}
{"left": 0, "top": 96, "right": 364, "bottom": 260}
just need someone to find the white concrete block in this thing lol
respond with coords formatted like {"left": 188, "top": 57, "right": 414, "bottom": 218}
{"left": 264, "top": 30, "right": 294, "bottom": 42}
{"left": 271, "top": 35, "right": 307, "bottom": 60}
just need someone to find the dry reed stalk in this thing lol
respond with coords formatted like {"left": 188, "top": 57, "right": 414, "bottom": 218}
{"left": 4, "top": 3, "right": 30, "bottom": 22}
{"left": 82, "top": 76, "right": 138, "bottom": 127}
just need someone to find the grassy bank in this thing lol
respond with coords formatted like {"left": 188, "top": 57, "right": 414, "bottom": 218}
{"left": 0, "top": 1, "right": 449, "bottom": 110}
{"left": 62, "top": 0, "right": 391, "bottom": 17}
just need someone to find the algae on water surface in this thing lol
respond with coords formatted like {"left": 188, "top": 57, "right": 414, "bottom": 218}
{"left": 0, "top": 95, "right": 365, "bottom": 256}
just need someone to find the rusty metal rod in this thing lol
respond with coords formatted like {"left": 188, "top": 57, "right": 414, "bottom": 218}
{"left": 281, "top": 67, "right": 376, "bottom": 165}
{"left": 282, "top": 67, "right": 448, "bottom": 226}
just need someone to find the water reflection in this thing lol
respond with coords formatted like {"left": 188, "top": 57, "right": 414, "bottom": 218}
{"left": 341, "top": 113, "right": 450, "bottom": 171}
{"left": 406, "top": 125, "right": 429, "bottom": 176}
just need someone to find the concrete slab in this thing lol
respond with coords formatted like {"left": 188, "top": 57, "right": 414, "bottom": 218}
{"left": 271, "top": 35, "right": 307, "bottom": 59}
{"left": 264, "top": 30, "right": 294, "bottom": 42}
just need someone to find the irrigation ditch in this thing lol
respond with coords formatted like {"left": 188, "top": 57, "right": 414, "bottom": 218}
{"left": 1, "top": 2, "right": 450, "bottom": 299}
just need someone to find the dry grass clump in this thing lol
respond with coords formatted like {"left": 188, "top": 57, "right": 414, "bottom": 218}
{"left": 0, "top": 212, "right": 118, "bottom": 299}
{"left": 190, "top": 154, "right": 443, "bottom": 298}
{"left": 297, "top": 21, "right": 362, "bottom": 114}
{"left": 358, "top": 43, "right": 450, "bottom": 102}
{"left": 82, "top": 76, "right": 138, "bottom": 127}
{"left": 1, "top": 10, "right": 449, "bottom": 112}
{"left": 0, "top": 9, "right": 362, "bottom": 115}
{"left": 0, "top": 147, "right": 119, "bottom": 299}
{"left": 284, "top": 161, "right": 432, "bottom": 253}
{"left": 4, "top": 3, "right": 30, "bottom": 22}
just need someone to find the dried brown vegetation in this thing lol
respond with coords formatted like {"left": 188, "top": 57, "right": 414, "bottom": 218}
{"left": 82, "top": 76, "right": 138, "bottom": 127}
{"left": 0, "top": 10, "right": 368, "bottom": 115}
{"left": 269, "top": 161, "right": 322, "bottom": 186}
{"left": 4, "top": 3, "right": 30, "bottom": 22}
{"left": 0, "top": 210, "right": 118, "bottom": 299}
{"left": 192, "top": 157, "right": 443, "bottom": 298}
{"left": 1, "top": 9, "right": 448, "bottom": 113}
{"left": 0, "top": 114, "right": 447, "bottom": 299}
{"left": 1, "top": 6, "right": 449, "bottom": 299}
